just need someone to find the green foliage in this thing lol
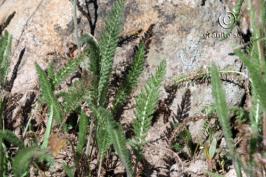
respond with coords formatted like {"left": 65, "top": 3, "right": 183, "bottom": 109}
{"left": 81, "top": 34, "right": 101, "bottom": 103}
{"left": 0, "top": 1, "right": 167, "bottom": 176}
{"left": 77, "top": 110, "right": 88, "bottom": 154}
{"left": 61, "top": 78, "right": 91, "bottom": 113}
{"left": 90, "top": 106, "right": 112, "bottom": 177}
{"left": 90, "top": 106, "right": 133, "bottom": 176}
{"left": 172, "top": 143, "right": 183, "bottom": 152}
{"left": 12, "top": 147, "right": 53, "bottom": 177}
{"left": 80, "top": 34, "right": 100, "bottom": 77}
{"left": 232, "top": 0, "right": 244, "bottom": 21}
{"left": 0, "top": 130, "right": 24, "bottom": 148}
{"left": 36, "top": 64, "right": 63, "bottom": 122}
{"left": 235, "top": 50, "right": 266, "bottom": 110}
{"left": 106, "top": 115, "right": 134, "bottom": 177}
{"left": 0, "top": 130, "right": 22, "bottom": 176}
{"left": 210, "top": 65, "right": 242, "bottom": 177}
{"left": 64, "top": 164, "right": 75, "bottom": 177}
{"left": 41, "top": 106, "right": 54, "bottom": 149}
{"left": 112, "top": 43, "right": 145, "bottom": 114}
{"left": 90, "top": 106, "right": 112, "bottom": 157}
{"left": 210, "top": 66, "right": 233, "bottom": 151}
{"left": 0, "top": 137, "right": 4, "bottom": 176}
{"left": 207, "top": 172, "right": 224, "bottom": 177}
{"left": 0, "top": 31, "right": 12, "bottom": 177}
{"left": 208, "top": 137, "right": 217, "bottom": 159}
{"left": 97, "top": 0, "right": 125, "bottom": 106}
{"left": 132, "top": 60, "right": 166, "bottom": 152}
{"left": 0, "top": 31, "right": 12, "bottom": 88}
{"left": 0, "top": 138, "right": 9, "bottom": 177}
{"left": 52, "top": 56, "right": 84, "bottom": 87}
{"left": 231, "top": 107, "right": 248, "bottom": 123}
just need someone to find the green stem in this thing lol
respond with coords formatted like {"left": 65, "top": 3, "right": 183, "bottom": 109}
{"left": 41, "top": 106, "right": 54, "bottom": 149}
{"left": 0, "top": 137, "right": 4, "bottom": 176}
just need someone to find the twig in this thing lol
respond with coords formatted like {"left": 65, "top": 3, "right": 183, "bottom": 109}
{"left": 76, "top": 0, "right": 98, "bottom": 35}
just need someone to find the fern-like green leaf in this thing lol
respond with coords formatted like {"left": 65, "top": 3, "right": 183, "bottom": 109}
{"left": 97, "top": 0, "right": 125, "bottom": 106}
{"left": 0, "top": 130, "right": 24, "bottom": 148}
{"left": 0, "top": 31, "right": 12, "bottom": 88}
{"left": 81, "top": 33, "right": 104, "bottom": 105}
{"left": 80, "top": 34, "right": 100, "bottom": 77}
{"left": 35, "top": 64, "right": 63, "bottom": 122}
{"left": 132, "top": 60, "right": 166, "bottom": 150}
{"left": 77, "top": 110, "right": 88, "bottom": 154}
{"left": 81, "top": 34, "right": 101, "bottom": 104}
{"left": 64, "top": 164, "right": 75, "bottom": 177}
{"left": 61, "top": 78, "right": 91, "bottom": 114}
{"left": 106, "top": 116, "right": 134, "bottom": 177}
{"left": 90, "top": 105, "right": 133, "bottom": 176}
{"left": 52, "top": 56, "right": 84, "bottom": 87}
{"left": 47, "top": 63, "right": 56, "bottom": 83}
{"left": 112, "top": 43, "right": 145, "bottom": 114}
{"left": 235, "top": 50, "right": 266, "bottom": 110}
{"left": 12, "top": 147, "right": 53, "bottom": 177}
{"left": 90, "top": 106, "right": 112, "bottom": 157}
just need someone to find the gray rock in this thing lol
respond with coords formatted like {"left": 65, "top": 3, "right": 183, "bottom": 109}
{"left": 187, "top": 160, "right": 208, "bottom": 174}
{"left": 1, "top": 0, "right": 245, "bottom": 96}
{"left": 188, "top": 119, "right": 206, "bottom": 144}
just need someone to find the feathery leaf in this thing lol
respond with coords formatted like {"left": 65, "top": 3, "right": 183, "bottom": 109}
{"left": 36, "top": 64, "right": 63, "bottom": 122}
{"left": 112, "top": 43, "right": 145, "bottom": 114}
{"left": 0, "top": 31, "right": 12, "bottom": 88}
{"left": 61, "top": 78, "right": 92, "bottom": 114}
{"left": 0, "top": 130, "right": 24, "bottom": 149}
{"left": 132, "top": 60, "right": 166, "bottom": 150}
{"left": 235, "top": 49, "right": 266, "bottom": 110}
{"left": 90, "top": 105, "right": 133, "bottom": 177}
{"left": 52, "top": 56, "right": 84, "bottom": 87}
{"left": 97, "top": 0, "right": 125, "bottom": 106}
{"left": 81, "top": 34, "right": 101, "bottom": 103}
{"left": 81, "top": 34, "right": 100, "bottom": 77}
{"left": 106, "top": 116, "right": 134, "bottom": 177}
{"left": 12, "top": 147, "right": 53, "bottom": 177}
{"left": 90, "top": 106, "right": 112, "bottom": 157}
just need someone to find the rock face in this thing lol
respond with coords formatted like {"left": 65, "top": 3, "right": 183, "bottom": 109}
{"left": 0, "top": 0, "right": 246, "bottom": 176}
{"left": 0, "top": 0, "right": 73, "bottom": 93}
{"left": 1, "top": 0, "right": 243, "bottom": 95}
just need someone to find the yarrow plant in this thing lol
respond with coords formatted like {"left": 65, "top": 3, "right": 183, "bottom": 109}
{"left": 0, "top": 0, "right": 166, "bottom": 176}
